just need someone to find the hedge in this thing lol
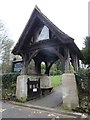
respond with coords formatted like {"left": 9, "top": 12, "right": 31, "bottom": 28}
{"left": 0, "top": 72, "right": 20, "bottom": 89}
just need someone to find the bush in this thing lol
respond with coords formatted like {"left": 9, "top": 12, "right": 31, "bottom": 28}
{"left": 1, "top": 72, "right": 20, "bottom": 89}
{"left": 0, "top": 72, "right": 20, "bottom": 100}
{"left": 74, "top": 68, "right": 89, "bottom": 113}
{"left": 75, "top": 68, "right": 88, "bottom": 92}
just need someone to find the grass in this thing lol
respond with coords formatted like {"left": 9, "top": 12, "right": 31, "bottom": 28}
{"left": 50, "top": 75, "right": 62, "bottom": 88}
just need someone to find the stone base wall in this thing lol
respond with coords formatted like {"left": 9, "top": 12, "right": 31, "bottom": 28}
{"left": 62, "top": 73, "right": 79, "bottom": 110}
{"left": 16, "top": 75, "right": 30, "bottom": 100}
{"left": 16, "top": 75, "right": 51, "bottom": 100}
{"left": 31, "top": 75, "right": 51, "bottom": 88}
{"left": 39, "top": 75, "right": 51, "bottom": 88}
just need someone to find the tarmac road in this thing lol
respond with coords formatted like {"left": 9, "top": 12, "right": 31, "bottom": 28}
{"left": 0, "top": 101, "right": 68, "bottom": 119}
{"left": 1, "top": 101, "right": 52, "bottom": 119}
{"left": 0, "top": 101, "right": 88, "bottom": 119}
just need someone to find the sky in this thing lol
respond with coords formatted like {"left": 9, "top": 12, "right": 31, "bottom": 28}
{"left": 0, "top": 0, "right": 89, "bottom": 49}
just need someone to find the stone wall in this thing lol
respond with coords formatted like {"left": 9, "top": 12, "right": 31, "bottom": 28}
{"left": 62, "top": 73, "right": 79, "bottom": 110}
{"left": 16, "top": 75, "right": 30, "bottom": 100}
{"left": 16, "top": 75, "right": 51, "bottom": 100}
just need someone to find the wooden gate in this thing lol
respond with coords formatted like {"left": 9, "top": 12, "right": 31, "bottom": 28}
{"left": 27, "top": 78, "right": 41, "bottom": 98}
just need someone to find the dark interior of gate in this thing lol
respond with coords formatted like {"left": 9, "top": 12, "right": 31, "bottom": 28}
{"left": 12, "top": 6, "right": 83, "bottom": 98}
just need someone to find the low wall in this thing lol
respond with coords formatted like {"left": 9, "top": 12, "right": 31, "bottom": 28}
{"left": 16, "top": 75, "right": 30, "bottom": 100}
{"left": 62, "top": 73, "right": 79, "bottom": 110}
{"left": 35, "top": 75, "right": 51, "bottom": 88}
{"left": 16, "top": 75, "right": 51, "bottom": 100}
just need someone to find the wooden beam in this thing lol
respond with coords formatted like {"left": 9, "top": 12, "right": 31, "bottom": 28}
{"left": 22, "top": 39, "right": 63, "bottom": 53}
{"left": 21, "top": 50, "right": 39, "bottom": 75}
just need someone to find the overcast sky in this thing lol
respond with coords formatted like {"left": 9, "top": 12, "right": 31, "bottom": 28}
{"left": 0, "top": 0, "right": 89, "bottom": 49}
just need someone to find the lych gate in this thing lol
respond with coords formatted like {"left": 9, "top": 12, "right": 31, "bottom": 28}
{"left": 12, "top": 6, "right": 83, "bottom": 109}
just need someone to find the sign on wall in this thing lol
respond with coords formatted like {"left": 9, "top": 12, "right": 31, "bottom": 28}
{"left": 12, "top": 60, "right": 23, "bottom": 72}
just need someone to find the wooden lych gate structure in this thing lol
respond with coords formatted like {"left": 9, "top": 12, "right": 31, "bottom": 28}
{"left": 12, "top": 6, "right": 83, "bottom": 108}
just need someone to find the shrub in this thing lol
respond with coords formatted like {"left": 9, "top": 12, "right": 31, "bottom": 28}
{"left": 74, "top": 68, "right": 89, "bottom": 113}
{"left": 1, "top": 72, "right": 20, "bottom": 89}
{"left": 75, "top": 68, "right": 88, "bottom": 92}
{"left": 0, "top": 72, "right": 20, "bottom": 100}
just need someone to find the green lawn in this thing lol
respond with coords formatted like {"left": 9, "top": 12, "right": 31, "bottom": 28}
{"left": 50, "top": 75, "right": 62, "bottom": 88}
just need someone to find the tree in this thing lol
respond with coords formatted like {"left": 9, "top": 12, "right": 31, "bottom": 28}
{"left": 82, "top": 36, "right": 90, "bottom": 113}
{"left": 0, "top": 20, "right": 14, "bottom": 73}
{"left": 82, "top": 36, "right": 90, "bottom": 66}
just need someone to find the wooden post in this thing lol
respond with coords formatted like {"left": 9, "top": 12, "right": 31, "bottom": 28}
{"left": 76, "top": 55, "right": 79, "bottom": 71}
{"left": 35, "top": 60, "right": 38, "bottom": 74}
{"left": 71, "top": 53, "right": 79, "bottom": 72}
{"left": 22, "top": 54, "right": 29, "bottom": 75}
{"left": 22, "top": 60, "right": 28, "bottom": 75}
{"left": 78, "top": 59, "right": 80, "bottom": 70}
{"left": 45, "top": 62, "right": 53, "bottom": 76}
{"left": 45, "top": 62, "right": 49, "bottom": 75}
{"left": 35, "top": 60, "right": 41, "bottom": 75}
{"left": 21, "top": 50, "right": 39, "bottom": 75}
{"left": 64, "top": 47, "right": 70, "bottom": 73}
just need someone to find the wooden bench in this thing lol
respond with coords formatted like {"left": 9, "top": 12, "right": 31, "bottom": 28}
{"left": 41, "top": 87, "right": 53, "bottom": 95}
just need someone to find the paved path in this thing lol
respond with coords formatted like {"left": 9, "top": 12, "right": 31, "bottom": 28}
{"left": 27, "top": 87, "right": 63, "bottom": 108}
